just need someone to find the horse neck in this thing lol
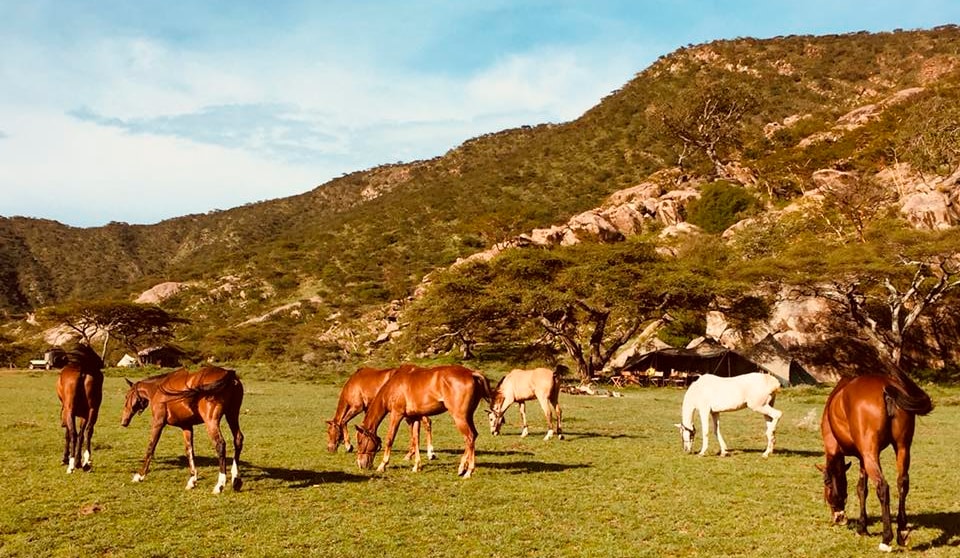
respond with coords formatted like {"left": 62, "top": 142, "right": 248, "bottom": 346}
{"left": 359, "top": 392, "right": 389, "bottom": 433}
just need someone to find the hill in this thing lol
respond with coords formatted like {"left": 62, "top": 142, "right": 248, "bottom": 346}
{"left": 2, "top": 26, "right": 960, "bottom": 377}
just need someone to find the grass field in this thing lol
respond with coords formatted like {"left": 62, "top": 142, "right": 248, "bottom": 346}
{"left": 1, "top": 369, "right": 958, "bottom": 557}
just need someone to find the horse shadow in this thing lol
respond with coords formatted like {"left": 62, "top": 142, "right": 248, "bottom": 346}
{"left": 738, "top": 448, "right": 822, "bottom": 458}
{"left": 156, "top": 455, "right": 367, "bottom": 488}
{"left": 482, "top": 461, "right": 592, "bottom": 474}
{"left": 909, "top": 511, "right": 960, "bottom": 550}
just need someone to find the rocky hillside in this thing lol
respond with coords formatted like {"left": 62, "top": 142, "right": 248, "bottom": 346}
{"left": 2, "top": 26, "right": 960, "bottom": 377}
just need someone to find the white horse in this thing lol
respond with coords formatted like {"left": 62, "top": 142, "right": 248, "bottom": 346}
{"left": 487, "top": 367, "right": 563, "bottom": 440}
{"left": 674, "top": 372, "right": 783, "bottom": 457}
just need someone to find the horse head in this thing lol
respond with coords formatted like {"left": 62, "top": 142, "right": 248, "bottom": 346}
{"left": 674, "top": 423, "right": 695, "bottom": 453}
{"left": 326, "top": 420, "right": 343, "bottom": 453}
{"left": 816, "top": 461, "right": 851, "bottom": 524}
{"left": 120, "top": 380, "right": 150, "bottom": 427}
{"left": 487, "top": 407, "right": 505, "bottom": 436}
{"left": 354, "top": 425, "right": 381, "bottom": 470}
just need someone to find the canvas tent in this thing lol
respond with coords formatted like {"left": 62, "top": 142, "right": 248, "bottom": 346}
{"left": 744, "top": 334, "right": 818, "bottom": 386}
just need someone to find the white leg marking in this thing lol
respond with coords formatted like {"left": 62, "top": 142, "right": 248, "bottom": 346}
{"left": 81, "top": 450, "right": 91, "bottom": 467}
{"left": 132, "top": 472, "right": 145, "bottom": 483}
{"left": 231, "top": 460, "right": 239, "bottom": 481}
{"left": 212, "top": 472, "right": 227, "bottom": 494}
{"left": 427, "top": 444, "right": 436, "bottom": 460}
{"left": 878, "top": 543, "right": 893, "bottom": 552}
{"left": 520, "top": 426, "right": 529, "bottom": 438}
{"left": 186, "top": 475, "right": 198, "bottom": 490}
{"left": 67, "top": 457, "right": 76, "bottom": 474}
{"left": 543, "top": 429, "right": 554, "bottom": 441}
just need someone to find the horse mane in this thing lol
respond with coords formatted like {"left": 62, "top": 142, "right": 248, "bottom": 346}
{"left": 884, "top": 368, "right": 934, "bottom": 416}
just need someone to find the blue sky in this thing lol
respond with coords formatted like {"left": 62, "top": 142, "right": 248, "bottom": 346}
{"left": 2, "top": 1, "right": 958, "bottom": 228}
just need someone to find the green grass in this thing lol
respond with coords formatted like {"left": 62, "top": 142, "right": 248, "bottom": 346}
{"left": 1, "top": 371, "right": 958, "bottom": 557}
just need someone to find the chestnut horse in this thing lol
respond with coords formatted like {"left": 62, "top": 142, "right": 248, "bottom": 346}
{"left": 326, "top": 365, "right": 434, "bottom": 460}
{"left": 121, "top": 366, "right": 244, "bottom": 493}
{"left": 355, "top": 364, "right": 491, "bottom": 477}
{"left": 818, "top": 369, "right": 933, "bottom": 552}
{"left": 487, "top": 367, "right": 563, "bottom": 440}
{"left": 55, "top": 344, "right": 104, "bottom": 473}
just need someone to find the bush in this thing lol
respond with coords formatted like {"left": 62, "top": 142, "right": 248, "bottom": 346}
{"left": 686, "top": 181, "right": 762, "bottom": 234}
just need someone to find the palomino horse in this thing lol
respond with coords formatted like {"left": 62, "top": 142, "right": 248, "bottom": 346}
{"left": 487, "top": 367, "right": 563, "bottom": 440}
{"left": 355, "top": 364, "right": 491, "bottom": 477}
{"left": 121, "top": 366, "right": 244, "bottom": 493}
{"left": 818, "top": 369, "right": 933, "bottom": 552}
{"left": 327, "top": 365, "right": 434, "bottom": 460}
{"left": 55, "top": 344, "right": 104, "bottom": 473}
{"left": 675, "top": 372, "right": 782, "bottom": 457}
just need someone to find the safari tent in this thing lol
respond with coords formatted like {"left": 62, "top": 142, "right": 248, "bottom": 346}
{"left": 621, "top": 336, "right": 816, "bottom": 387}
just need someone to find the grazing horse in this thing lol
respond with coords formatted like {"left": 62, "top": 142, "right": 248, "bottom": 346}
{"left": 355, "top": 365, "right": 491, "bottom": 477}
{"left": 674, "top": 372, "right": 782, "bottom": 457}
{"left": 121, "top": 366, "right": 244, "bottom": 493}
{"left": 818, "top": 369, "right": 933, "bottom": 552}
{"left": 326, "top": 365, "right": 434, "bottom": 460}
{"left": 487, "top": 367, "right": 563, "bottom": 440}
{"left": 55, "top": 344, "right": 104, "bottom": 473}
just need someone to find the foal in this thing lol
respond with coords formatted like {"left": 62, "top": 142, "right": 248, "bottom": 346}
{"left": 55, "top": 344, "right": 104, "bottom": 473}
{"left": 326, "top": 365, "right": 434, "bottom": 460}
{"left": 819, "top": 369, "right": 932, "bottom": 552}
{"left": 488, "top": 367, "right": 563, "bottom": 440}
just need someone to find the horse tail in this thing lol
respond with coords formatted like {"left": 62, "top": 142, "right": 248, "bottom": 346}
{"left": 885, "top": 368, "right": 933, "bottom": 416}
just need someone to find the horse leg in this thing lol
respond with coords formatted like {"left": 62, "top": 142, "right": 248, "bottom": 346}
{"left": 182, "top": 427, "right": 198, "bottom": 490}
{"left": 377, "top": 413, "right": 404, "bottom": 473}
{"left": 894, "top": 444, "right": 912, "bottom": 546}
{"left": 133, "top": 423, "right": 165, "bottom": 482}
{"left": 518, "top": 401, "right": 531, "bottom": 437}
{"left": 405, "top": 417, "right": 423, "bottom": 472}
{"left": 226, "top": 409, "right": 244, "bottom": 491}
{"left": 863, "top": 455, "right": 894, "bottom": 551}
{"left": 204, "top": 419, "right": 228, "bottom": 494}
{"left": 535, "top": 394, "right": 555, "bottom": 440}
{"left": 855, "top": 462, "right": 869, "bottom": 535}
{"left": 340, "top": 406, "right": 362, "bottom": 452}
{"left": 424, "top": 416, "right": 435, "bottom": 460}
{"left": 63, "top": 414, "right": 77, "bottom": 473}
{"left": 712, "top": 412, "right": 729, "bottom": 457}
{"left": 697, "top": 408, "right": 711, "bottom": 456}
{"left": 554, "top": 399, "right": 563, "bottom": 440}
{"left": 759, "top": 404, "right": 782, "bottom": 457}
{"left": 81, "top": 406, "right": 98, "bottom": 471}
{"left": 452, "top": 413, "right": 478, "bottom": 478}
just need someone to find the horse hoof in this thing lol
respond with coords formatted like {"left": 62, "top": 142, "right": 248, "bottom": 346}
{"left": 82, "top": 463, "right": 92, "bottom": 472}
{"left": 212, "top": 486, "right": 224, "bottom": 495}
{"left": 344, "top": 445, "right": 354, "bottom": 453}
{"left": 132, "top": 473, "right": 145, "bottom": 483}
{"left": 878, "top": 543, "right": 892, "bottom": 552}
{"left": 557, "top": 434, "right": 564, "bottom": 440}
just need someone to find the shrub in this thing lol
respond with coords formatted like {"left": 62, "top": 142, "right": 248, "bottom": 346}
{"left": 686, "top": 181, "right": 762, "bottom": 234}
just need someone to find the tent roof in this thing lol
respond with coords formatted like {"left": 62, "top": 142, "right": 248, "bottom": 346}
{"left": 622, "top": 347, "right": 771, "bottom": 378}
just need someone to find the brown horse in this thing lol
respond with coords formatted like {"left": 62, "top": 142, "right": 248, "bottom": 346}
{"left": 55, "top": 344, "right": 104, "bottom": 473}
{"left": 487, "top": 367, "right": 563, "bottom": 440}
{"left": 121, "top": 366, "right": 244, "bottom": 493}
{"left": 326, "top": 365, "right": 434, "bottom": 460}
{"left": 355, "top": 364, "right": 491, "bottom": 477}
{"left": 818, "top": 369, "right": 933, "bottom": 552}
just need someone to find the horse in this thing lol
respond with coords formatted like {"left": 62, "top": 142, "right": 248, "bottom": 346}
{"left": 674, "top": 372, "right": 782, "bottom": 457}
{"left": 354, "top": 364, "right": 491, "bottom": 477}
{"left": 817, "top": 369, "right": 933, "bottom": 552}
{"left": 121, "top": 366, "right": 244, "bottom": 494}
{"left": 55, "top": 344, "right": 104, "bottom": 473}
{"left": 326, "top": 365, "right": 435, "bottom": 460}
{"left": 487, "top": 367, "right": 563, "bottom": 440}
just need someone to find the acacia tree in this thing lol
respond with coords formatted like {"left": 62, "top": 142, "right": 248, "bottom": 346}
{"left": 655, "top": 75, "right": 758, "bottom": 177}
{"left": 405, "top": 238, "right": 732, "bottom": 381}
{"left": 39, "top": 300, "right": 188, "bottom": 361}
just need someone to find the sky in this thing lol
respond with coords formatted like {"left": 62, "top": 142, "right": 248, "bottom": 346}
{"left": 1, "top": 1, "right": 959, "bottom": 228}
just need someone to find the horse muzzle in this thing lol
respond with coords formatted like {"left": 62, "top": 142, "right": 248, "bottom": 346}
{"left": 356, "top": 453, "right": 374, "bottom": 470}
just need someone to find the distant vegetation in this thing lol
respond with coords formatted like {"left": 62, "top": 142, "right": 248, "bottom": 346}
{"left": 2, "top": 26, "right": 960, "bottom": 376}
